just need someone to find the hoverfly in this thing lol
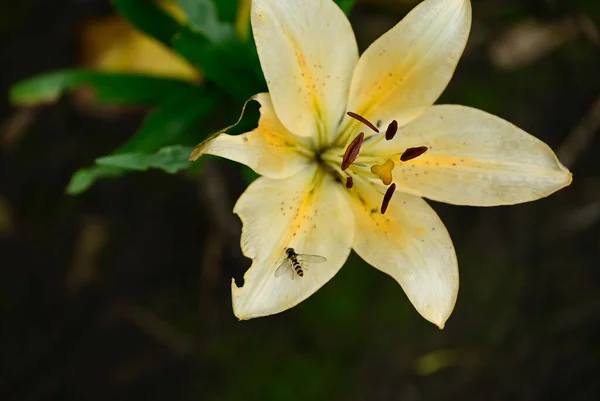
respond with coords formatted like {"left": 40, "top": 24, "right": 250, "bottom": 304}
{"left": 274, "top": 248, "right": 327, "bottom": 279}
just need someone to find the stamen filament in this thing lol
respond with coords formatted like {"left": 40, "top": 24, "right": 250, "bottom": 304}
{"left": 325, "top": 160, "right": 370, "bottom": 190}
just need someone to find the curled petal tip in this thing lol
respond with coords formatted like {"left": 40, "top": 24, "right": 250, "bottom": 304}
{"left": 188, "top": 144, "right": 204, "bottom": 161}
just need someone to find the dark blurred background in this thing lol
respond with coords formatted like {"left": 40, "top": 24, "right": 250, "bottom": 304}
{"left": 1, "top": 0, "right": 600, "bottom": 400}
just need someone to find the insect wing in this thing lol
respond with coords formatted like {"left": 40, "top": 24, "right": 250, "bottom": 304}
{"left": 297, "top": 254, "right": 327, "bottom": 264}
{"left": 274, "top": 259, "right": 293, "bottom": 279}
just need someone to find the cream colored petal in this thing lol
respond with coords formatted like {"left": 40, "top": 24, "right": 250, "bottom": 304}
{"left": 198, "top": 93, "right": 311, "bottom": 179}
{"left": 344, "top": 0, "right": 471, "bottom": 131}
{"left": 349, "top": 180, "right": 457, "bottom": 328}
{"left": 367, "top": 105, "right": 572, "bottom": 206}
{"left": 232, "top": 166, "right": 354, "bottom": 319}
{"left": 251, "top": 0, "right": 358, "bottom": 142}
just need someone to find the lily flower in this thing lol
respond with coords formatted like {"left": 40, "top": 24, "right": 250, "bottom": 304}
{"left": 190, "top": 0, "right": 571, "bottom": 327}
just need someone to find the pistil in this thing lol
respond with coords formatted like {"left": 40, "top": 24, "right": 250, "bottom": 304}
{"left": 371, "top": 159, "right": 395, "bottom": 185}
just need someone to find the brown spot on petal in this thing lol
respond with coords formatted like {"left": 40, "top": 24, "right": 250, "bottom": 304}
{"left": 400, "top": 146, "right": 428, "bottom": 162}
{"left": 370, "top": 159, "right": 395, "bottom": 185}
{"left": 342, "top": 132, "right": 364, "bottom": 171}
{"left": 345, "top": 177, "right": 353, "bottom": 189}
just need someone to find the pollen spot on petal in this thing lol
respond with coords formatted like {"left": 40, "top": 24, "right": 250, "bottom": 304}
{"left": 370, "top": 159, "right": 395, "bottom": 185}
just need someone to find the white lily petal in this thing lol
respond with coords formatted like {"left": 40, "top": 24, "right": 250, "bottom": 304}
{"left": 368, "top": 105, "right": 572, "bottom": 206}
{"left": 199, "top": 93, "right": 311, "bottom": 179}
{"left": 232, "top": 165, "right": 354, "bottom": 319}
{"left": 345, "top": 0, "right": 471, "bottom": 130}
{"left": 349, "top": 180, "right": 458, "bottom": 328}
{"left": 251, "top": 0, "right": 358, "bottom": 142}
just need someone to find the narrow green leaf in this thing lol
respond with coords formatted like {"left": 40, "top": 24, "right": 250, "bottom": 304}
{"left": 10, "top": 69, "right": 193, "bottom": 106}
{"left": 170, "top": 0, "right": 234, "bottom": 43}
{"left": 113, "top": 0, "right": 181, "bottom": 45}
{"left": 67, "top": 165, "right": 125, "bottom": 195}
{"left": 67, "top": 86, "right": 219, "bottom": 194}
{"left": 96, "top": 145, "right": 194, "bottom": 173}
{"left": 119, "top": 86, "right": 218, "bottom": 153}
{"left": 335, "top": 0, "right": 356, "bottom": 15}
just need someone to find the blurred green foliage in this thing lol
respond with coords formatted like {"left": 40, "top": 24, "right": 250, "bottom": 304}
{"left": 172, "top": 0, "right": 235, "bottom": 41}
{"left": 96, "top": 145, "right": 194, "bottom": 174}
{"left": 10, "top": 69, "right": 193, "bottom": 106}
{"left": 65, "top": 84, "right": 218, "bottom": 194}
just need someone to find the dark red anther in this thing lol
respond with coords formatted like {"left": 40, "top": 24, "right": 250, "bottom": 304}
{"left": 385, "top": 120, "right": 398, "bottom": 140}
{"left": 341, "top": 132, "right": 365, "bottom": 171}
{"left": 380, "top": 183, "right": 396, "bottom": 214}
{"left": 345, "top": 177, "right": 354, "bottom": 189}
{"left": 400, "top": 146, "right": 428, "bottom": 162}
{"left": 347, "top": 111, "right": 379, "bottom": 133}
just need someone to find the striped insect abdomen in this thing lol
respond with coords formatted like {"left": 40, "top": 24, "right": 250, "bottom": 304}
{"left": 290, "top": 255, "right": 304, "bottom": 277}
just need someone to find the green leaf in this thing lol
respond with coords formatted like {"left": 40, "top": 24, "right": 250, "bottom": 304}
{"left": 120, "top": 85, "right": 218, "bottom": 152}
{"left": 113, "top": 0, "right": 263, "bottom": 101}
{"left": 10, "top": 69, "right": 194, "bottom": 106}
{"left": 67, "top": 165, "right": 125, "bottom": 195}
{"left": 334, "top": 0, "right": 356, "bottom": 15}
{"left": 170, "top": 0, "right": 234, "bottom": 43}
{"left": 67, "top": 86, "right": 219, "bottom": 194}
{"left": 241, "top": 165, "right": 260, "bottom": 184}
{"left": 214, "top": 0, "right": 239, "bottom": 24}
{"left": 173, "top": 29, "right": 265, "bottom": 101}
{"left": 96, "top": 145, "right": 194, "bottom": 173}
{"left": 113, "top": 0, "right": 181, "bottom": 45}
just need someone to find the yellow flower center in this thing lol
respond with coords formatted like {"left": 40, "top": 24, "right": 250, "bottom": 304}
{"left": 320, "top": 111, "right": 429, "bottom": 214}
